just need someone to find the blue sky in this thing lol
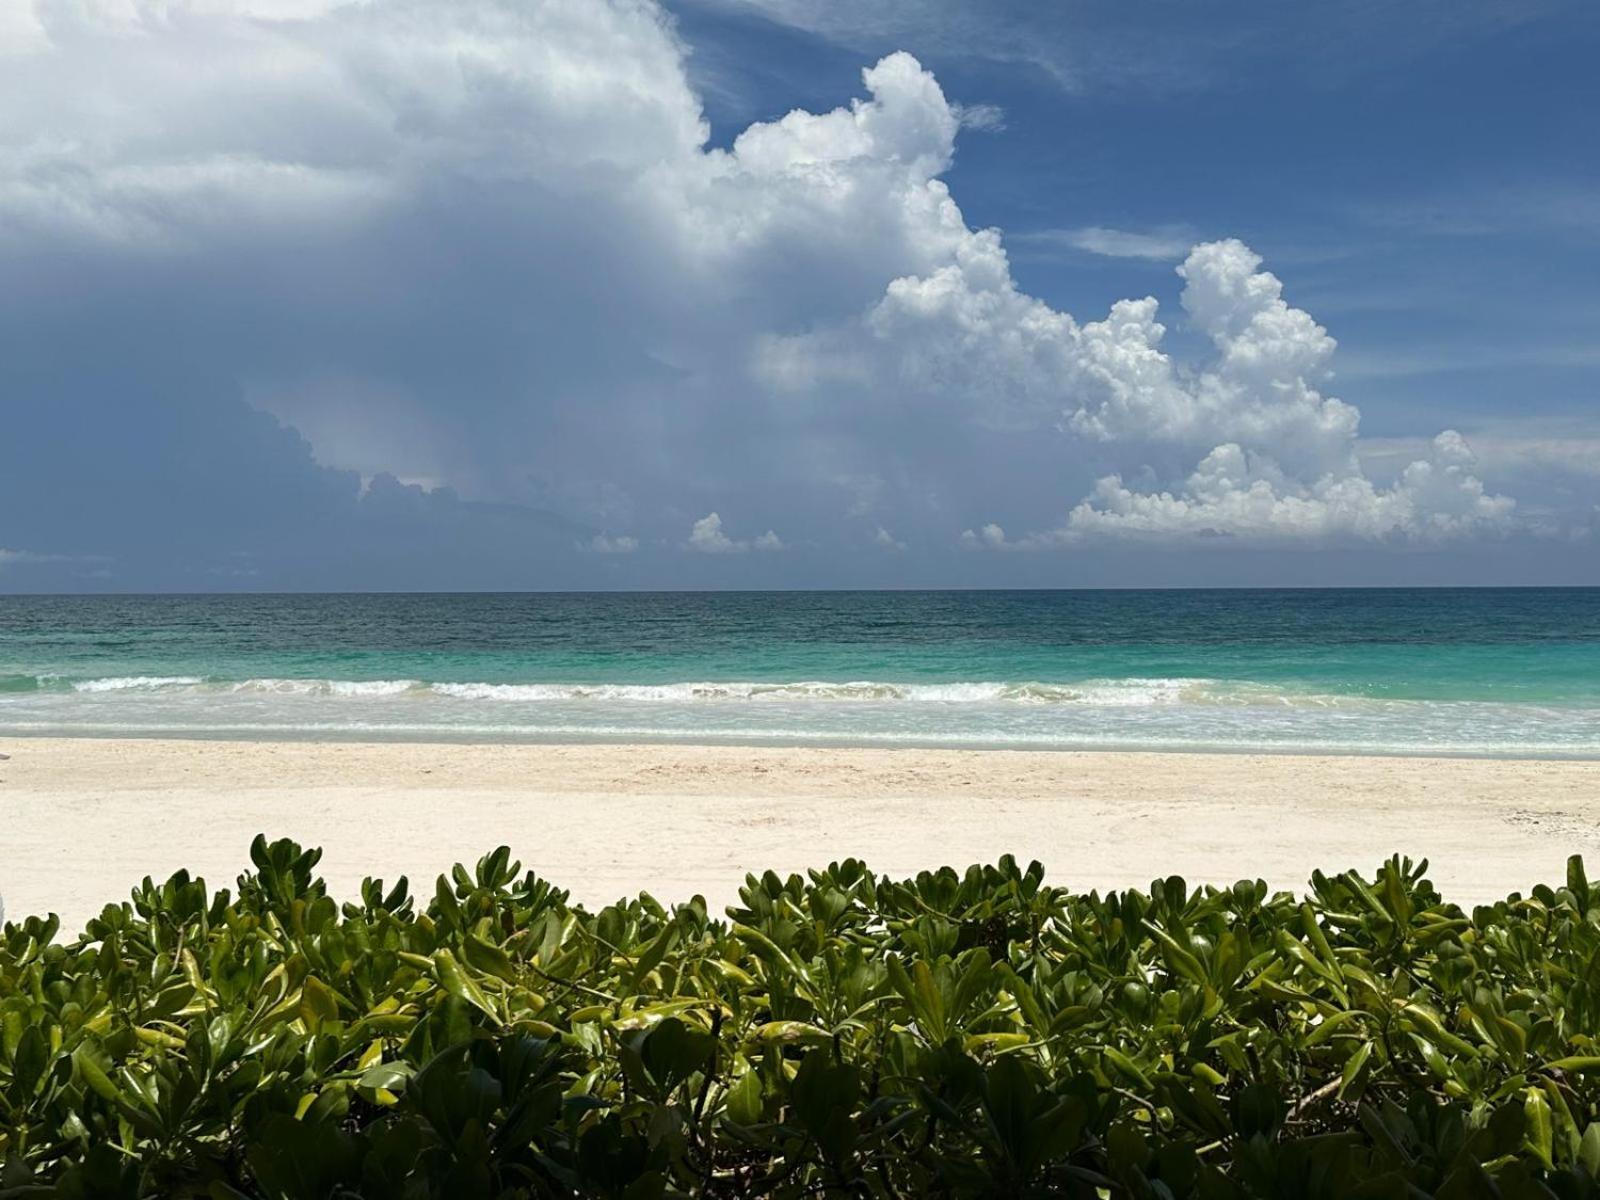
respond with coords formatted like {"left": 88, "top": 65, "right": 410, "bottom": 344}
{"left": 1, "top": 0, "right": 1596, "bottom": 590}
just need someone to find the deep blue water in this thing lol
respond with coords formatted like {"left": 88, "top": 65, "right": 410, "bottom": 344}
{"left": 0, "top": 589, "right": 1596, "bottom": 755}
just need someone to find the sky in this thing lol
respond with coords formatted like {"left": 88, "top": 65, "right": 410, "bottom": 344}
{"left": 1, "top": 0, "right": 1597, "bottom": 591}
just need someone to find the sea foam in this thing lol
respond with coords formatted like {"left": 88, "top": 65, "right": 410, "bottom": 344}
{"left": 48, "top": 675, "right": 1354, "bottom": 707}
{"left": 71, "top": 676, "right": 206, "bottom": 692}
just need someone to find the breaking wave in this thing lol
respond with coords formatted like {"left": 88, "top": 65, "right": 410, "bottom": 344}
{"left": 70, "top": 675, "right": 207, "bottom": 692}
{"left": 5, "top": 673, "right": 1597, "bottom": 757}
{"left": 219, "top": 678, "right": 424, "bottom": 697}
{"left": 20, "top": 675, "right": 1396, "bottom": 708}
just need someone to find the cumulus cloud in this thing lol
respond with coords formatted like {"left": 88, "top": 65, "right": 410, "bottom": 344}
{"left": 872, "top": 526, "right": 906, "bottom": 551}
{"left": 792, "top": 231, "right": 1514, "bottom": 548}
{"left": 2, "top": 10, "right": 1017, "bottom": 552}
{"left": 964, "top": 430, "right": 1517, "bottom": 549}
{"left": 0, "top": 0, "right": 1566, "bottom": 588}
{"left": 1048, "top": 246, "right": 1511, "bottom": 546}
{"left": 959, "top": 523, "right": 1009, "bottom": 550}
{"left": 1362, "top": 425, "right": 1600, "bottom": 483}
{"left": 0, "top": 0, "right": 707, "bottom": 247}
{"left": 686, "top": 513, "right": 782, "bottom": 554}
{"left": 1054, "top": 433, "right": 1515, "bottom": 546}
{"left": 687, "top": 513, "right": 738, "bottom": 554}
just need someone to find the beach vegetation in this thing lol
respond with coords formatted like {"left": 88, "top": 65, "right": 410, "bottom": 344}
{"left": 6, "top": 839, "right": 1600, "bottom": 1196}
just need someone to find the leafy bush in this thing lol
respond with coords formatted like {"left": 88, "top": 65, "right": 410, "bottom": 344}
{"left": 6, "top": 838, "right": 1600, "bottom": 1197}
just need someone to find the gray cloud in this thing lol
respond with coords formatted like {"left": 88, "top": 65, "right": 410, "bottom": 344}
{"left": 0, "top": 0, "right": 1591, "bottom": 590}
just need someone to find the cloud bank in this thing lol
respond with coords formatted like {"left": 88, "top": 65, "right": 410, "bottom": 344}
{"left": 0, "top": 0, "right": 1569, "bottom": 588}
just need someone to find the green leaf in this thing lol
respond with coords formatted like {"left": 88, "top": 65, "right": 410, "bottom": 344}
{"left": 1103, "top": 1047, "right": 1151, "bottom": 1090}
{"left": 754, "top": 1020, "right": 829, "bottom": 1046}
{"left": 790, "top": 1051, "right": 859, "bottom": 1163}
{"left": 433, "top": 949, "right": 498, "bottom": 1021}
{"left": 1579, "top": 1122, "right": 1600, "bottom": 1177}
{"left": 1545, "top": 1056, "right": 1600, "bottom": 1074}
{"left": 1568, "top": 855, "right": 1590, "bottom": 910}
{"left": 1525, "top": 1087, "right": 1555, "bottom": 1168}
{"left": 724, "top": 1069, "right": 764, "bottom": 1126}
{"left": 911, "top": 960, "right": 947, "bottom": 1041}
{"left": 1302, "top": 1009, "right": 1369, "bottom": 1048}
{"left": 358, "top": 1061, "right": 414, "bottom": 1093}
{"left": 628, "top": 925, "right": 676, "bottom": 994}
{"left": 10, "top": 1024, "right": 48, "bottom": 1098}
{"left": 1337, "top": 1040, "right": 1374, "bottom": 1101}
{"left": 462, "top": 934, "right": 518, "bottom": 983}
{"left": 299, "top": 975, "right": 341, "bottom": 1030}
{"left": 1143, "top": 922, "right": 1208, "bottom": 986}
{"left": 71, "top": 1043, "right": 122, "bottom": 1105}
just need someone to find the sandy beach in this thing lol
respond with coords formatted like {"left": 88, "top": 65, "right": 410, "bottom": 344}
{"left": 3, "top": 736, "right": 1598, "bottom": 931}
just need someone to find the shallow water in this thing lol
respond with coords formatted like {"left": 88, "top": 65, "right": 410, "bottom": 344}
{"left": 1, "top": 589, "right": 1597, "bottom": 756}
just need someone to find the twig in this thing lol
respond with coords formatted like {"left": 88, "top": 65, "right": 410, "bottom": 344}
{"left": 1111, "top": 1087, "right": 1161, "bottom": 1122}
{"left": 695, "top": 1008, "right": 724, "bottom": 1194}
{"left": 525, "top": 961, "right": 618, "bottom": 1005}
{"left": 1289, "top": 1077, "right": 1342, "bottom": 1121}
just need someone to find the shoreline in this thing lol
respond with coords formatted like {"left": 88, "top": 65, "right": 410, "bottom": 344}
{"left": 4, "top": 736, "right": 1600, "bottom": 932}
{"left": 5, "top": 728, "right": 1599, "bottom": 762}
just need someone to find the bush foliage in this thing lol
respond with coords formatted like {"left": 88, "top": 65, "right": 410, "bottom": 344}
{"left": 6, "top": 838, "right": 1600, "bottom": 1197}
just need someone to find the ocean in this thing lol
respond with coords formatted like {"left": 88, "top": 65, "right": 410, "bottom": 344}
{"left": 1, "top": 589, "right": 1597, "bottom": 757}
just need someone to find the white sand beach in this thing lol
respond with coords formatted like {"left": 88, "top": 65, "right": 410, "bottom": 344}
{"left": 3, "top": 737, "right": 1598, "bottom": 932}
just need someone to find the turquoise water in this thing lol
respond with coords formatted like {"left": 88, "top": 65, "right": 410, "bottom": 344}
{"left": 1, "top": 590, "right": 1597, "bottom": 755}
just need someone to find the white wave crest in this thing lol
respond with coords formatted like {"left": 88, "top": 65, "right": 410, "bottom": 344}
{"left": 222, "top": 678, "right": 424, "bottom": 697}
{"left": 429, "top": 680, "right": 1007, "bottom": 703}
{"left": 71, "top": 675, "right": 205, "bottom": 692}
{"left": 53, "top": 674, "right": 1364, "bottom": 710}
{"left": 427, "top": 678, "right": 1259, "bottom": 705}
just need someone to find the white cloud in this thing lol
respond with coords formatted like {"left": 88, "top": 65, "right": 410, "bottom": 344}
{"left": 1050, "top": 433, "right": 1515, "bottom": 547}
{"left": 804, "top": 230, "right": 1515, "bottom": 548}
{"left": 872, "top": 525, "right": 906, "bottom": 550}
{"left": 0, "top": 0, "right": 709, "bottom": 246}
{"left": 0, "top": 3, "right": 1014, "bottom": 539}
{"left": 0, "top": 0, "right": 1563, "bottom": 567}
{"left": 1362, "top": 428, "right": 1600, "bottom": 482}
{"left": 1061, "top": 240, "right": 1359, "bottom": 478}
{"left": 0, "top": 2, "right": 47, "bottom": 55}
{"left": 686, "top": 512, "right": 782, "bottom": 553}
{"left": 953, "top": 102, "right": 1005, "bottom": 132}
{"left": 958, "top": 523, "right": 1008, "bottom": 550}
{"left": 687, "top": 513, "right": 738, "bottom": 554}
{"left": 720, "top": 50, "right": 961, "bottom": 200}
{"left": 1038, "top": 245, "right": 1513, "bottom": 546}
{"left": 1023, "top": 225, "right": 1194, "bottom": 260}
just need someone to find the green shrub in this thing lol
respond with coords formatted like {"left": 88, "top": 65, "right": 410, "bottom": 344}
{"left": 6, "top": 838, "right": 1600, "bottom": 1197}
